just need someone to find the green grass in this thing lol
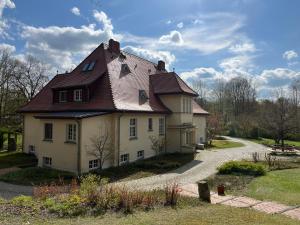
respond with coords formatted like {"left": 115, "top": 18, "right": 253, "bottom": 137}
{"left": 244, "top": 168, "right": 300, "bottom": 205}
{"left": 95, "top": 153, "right": 195, "bottom": 182}
{"left": 0, "top": 167, "right": 75, "bottom": 185}
{"left": 0, "top": 204, "right": 299, "bottom": 225}
{"left": 0, "top": 151, "right": 37, "bottom": 169}
{"left": 248, "top": 138, "right": 300, "bottom": 147}
{"left": 207, "top": 140, "right": 244, "bottom": 149}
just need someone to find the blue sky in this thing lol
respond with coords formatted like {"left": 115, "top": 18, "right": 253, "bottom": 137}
{"left": 1, "top": 0, "right": 300, "bottom": 98}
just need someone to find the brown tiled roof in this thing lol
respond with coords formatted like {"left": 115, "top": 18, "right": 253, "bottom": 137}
{"left": 19, "top": 41, "right": 205, "bottom": 115}
{"left": 150, "top": 72, "right": 198, "bottom": 96}
{"left": 193, "top": 100, "right": 209, "bottom": 115}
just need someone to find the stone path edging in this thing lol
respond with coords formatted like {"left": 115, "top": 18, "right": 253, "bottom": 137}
{"left": 180, "top": 183, "right": 300, "bottom": 221}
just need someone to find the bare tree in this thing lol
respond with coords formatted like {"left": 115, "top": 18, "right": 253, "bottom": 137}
{"left": 192, "top": 80, "right": 207, "bottom": 106}
{"left": 149, "top": 135, "right": 165, "bottom": 157}
{"left": 13, "top": 55, "right": 49, "bottom": 101}
{"left": 87, "top": 126, "right": 113, "bottom": 170}
{"left": 206, "top": 113, "right": 223, "bottom": 146}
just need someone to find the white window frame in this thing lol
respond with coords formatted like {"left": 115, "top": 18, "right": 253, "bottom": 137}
{"left": 137, "top": 150, "right": 144, "bottom": 159}
{"left": 89, "top": 159, "right": 99, "bottom": 170}
{"left": 120, "top": 153, "right": 129, "bottom": 165}
{"left": 43, "top": 157, "right": 52, "bottom": 167}
{"left": 44, "top": 123, "right": 53, "bottom": 141}
{"left": 185, "top": 131, "right": 193, "bottom": 145}
{"left": 59, "top": 90, "right": 67, "bottom": 102}
{"left": 66, "top": 124, "right": 77, "bottom": 142}
{"left": 73, "top": 89, "right": 82, "bottom": 102}
{"left": 159, "top": 118, "right": 165, "bottom": 136}
{"left": 129, "top": 118, "right": 137, "bottom": 138}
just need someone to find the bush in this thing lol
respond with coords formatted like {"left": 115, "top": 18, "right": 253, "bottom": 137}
{"left": 218, "top": 161, "right": 266, "bottom": 176}
{"left": 164, "top": 182, "right": 180, "bottom": 206}
{"left": 11, "top": 195, "right": 35, "bottom": 207}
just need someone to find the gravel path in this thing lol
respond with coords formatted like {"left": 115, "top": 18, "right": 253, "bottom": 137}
{"left": 121, "top": 137, "right": 268, "bottom": 190}
{"left": 0, "top": 181, "right": 33, "bottom": 199}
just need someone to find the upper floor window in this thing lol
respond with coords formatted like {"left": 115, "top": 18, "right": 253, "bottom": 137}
{"left": 73, "top": 89, "right": 82, "bottom": 102}
{"left": 129, "top": 118, "right": 137, "bottom": 138}
{"left": 44, "top": 123, "right": 53, "bottom": 141}
{"left": 159, "top": 118, "right": 165, "bottom": 136}
{"left": 66, "top": 124, "right": 76, "bottom": 142}
{"left": 148, "top": 118, "right": 153, "bottom": 131}
{"left": 183, "top": 97, "right": 192, "bottom": 113}
{"left": 59, "top": 90, "right": 67, "bottom": 102}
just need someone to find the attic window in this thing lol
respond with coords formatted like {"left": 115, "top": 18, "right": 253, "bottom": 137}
{"left": 82, "top": 63, "right": 89, "bottom": 71}
{"left": 139, "top": 90, "right": 148, "bottom": 102}
{"left": 88, "top": 61, "right": 96, "bottom": 71}
{"left": 121, "top": 63, "right": 130, "bottom": 73}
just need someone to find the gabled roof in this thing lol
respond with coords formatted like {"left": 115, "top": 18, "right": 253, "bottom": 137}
{"left": 150, "top": 72, "right": 198, "bottom": 96}
{"left": 193, "top": 100, "right": 209, "bottom": 115}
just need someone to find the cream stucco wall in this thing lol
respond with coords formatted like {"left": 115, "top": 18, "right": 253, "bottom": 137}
{"left": 193, "top": 115, "right": 207, "bottom": 143}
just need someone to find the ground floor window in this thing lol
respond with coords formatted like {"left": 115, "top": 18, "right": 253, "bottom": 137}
{"left": 137, "top": 150, "right": 144, "bottom": 159}
{"left": 28, "top": 145, "right": 35, "bottom": 154}
{"left": 185, "top": 132, "right": 193, "bottom": 145}
{"left": 120, "top": 153, "right": 129, "bottom": 164}
{"left": 66, "top": 124, "right": 76, "bottom": 142}
{"left": 89, "top": 159, "right": 99, "bottom": 170}
{"left": 159, "top": 118, "right": 165, "bottom": 136}
{"left": 43, "top": 157, "right": 52, "bottom": 167}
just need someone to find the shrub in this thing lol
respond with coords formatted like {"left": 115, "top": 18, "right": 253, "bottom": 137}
{"left": 0, "top": 197, "right": 6, "bottom": 204}
{"left": 11, "top": 195, "right": 35, "bottom": 207}
{"left": 164, "top": 182, "right": 180, "bottom": 206}
{"left": 218, "top": 161, "right": 266, "bottom": 176}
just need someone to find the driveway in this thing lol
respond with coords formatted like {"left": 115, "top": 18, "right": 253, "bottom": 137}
{"left": 0, "top": 181, "right": 33, "bottom": 199}
{"left": 122, "top": 137, "right": 268, "bottom": 190}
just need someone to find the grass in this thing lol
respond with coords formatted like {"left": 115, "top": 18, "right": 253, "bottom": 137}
{"left": 95, "top": 153, "right": 195, "bottom": 182}
{"left": 0, "top": 203, "right": 299, "bottom": 225}
{"left": 0, "top": 151, "right": 37, "bottom": 169}
{"left": 248, "top": 138, "right": 300, "bottom": 147}
{"left": 207, "top": 139, "right": 244, "bottom": 149}
{"left": 0, "top": 167, "right": 75, "bottom": 185}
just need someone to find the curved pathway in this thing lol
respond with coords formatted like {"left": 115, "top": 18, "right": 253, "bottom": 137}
{"left": 122, "top": 137, "right": 268, "bottom": 190}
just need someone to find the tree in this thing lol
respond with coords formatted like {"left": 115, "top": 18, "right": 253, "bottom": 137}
{"left": 13, "top": 55, "right": 49, "bottom": 101}
{"left": 149, "top": 135, "right": 165, "bottom": 156}
{"left": 192, "top": 80, "right": 207, "bottom": 107}
{"left": 206, "top": 113, "right": 223, "bottom": 145}
{"left": 87, "top": 126, "right": 113, "bottom": 170}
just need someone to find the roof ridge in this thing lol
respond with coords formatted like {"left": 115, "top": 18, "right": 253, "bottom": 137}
{"left": 174, "top": 72, "right": 198, "bottom": 95}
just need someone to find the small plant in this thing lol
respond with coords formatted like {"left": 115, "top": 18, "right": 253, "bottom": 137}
{"left": 218, "top": 161, "right": 266, "bottom": 176}
{"left": 164, "top": 182, "right": 180, "bottom": 206}
{"left": 264, "top": 153, "right": 277, "bottom": 168}
{"left": 251, "top": 152, "right": 260, "bottom": 163}
{"left": 11, "top": 195, "right": 35, "bottom": 207}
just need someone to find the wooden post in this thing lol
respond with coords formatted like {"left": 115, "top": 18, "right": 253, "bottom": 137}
{"left": 197, "top": 180, "right": 211, "bottom": 203}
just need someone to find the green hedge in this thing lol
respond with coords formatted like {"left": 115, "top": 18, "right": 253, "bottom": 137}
{"left": 218, "top": 161, "right": 266, "bottom": 176}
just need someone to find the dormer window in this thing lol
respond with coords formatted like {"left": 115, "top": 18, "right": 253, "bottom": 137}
{"left": 121, "top": 63, "right": 130, "bottom": 73}
{"left": 73, "top": 89, "right": 82, "bottom": 102}
{"left": 82, "top": 63, "right": 89, "bottom": 71}
{"left": 139, "top": 90, "right": 148, "bottom": 102}
{"left": 59, "top": 90, "right": 67, "bottom": 102}
{"left": 88, "top": 61, "right": 96, "bottom": 71}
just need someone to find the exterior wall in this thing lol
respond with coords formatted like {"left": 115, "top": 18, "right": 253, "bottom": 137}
{"left": 118, "top": 113, "right": 165, "bottom": 164}
{"left": 23, "top": 114, "right": 78, "bottom": 173}
{"left": 193, "top": 115, "right": 207, "bottom": 143}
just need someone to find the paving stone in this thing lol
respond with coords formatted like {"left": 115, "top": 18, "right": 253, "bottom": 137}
{"left": 234, "top": 196, "right": 262, "bottom": 206}
{"left": 222, "top": 199, "right": 250, "bottom": 208}
{"left": 210, "top": 194, "right": 235, "bottom": 204}
{"left": 252, "top": 202, "right": 290, "bottom": 214}
{"left": 283, "top": 208, "right": 300, "bottom": 220}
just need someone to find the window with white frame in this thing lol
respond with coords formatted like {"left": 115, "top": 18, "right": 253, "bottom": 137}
{"left": 89, "top": 159, "right": 99, "bottom": 170}
{"left": 120, "top": 153, "right": 129, "bottom": 164}
{"left": 44, "top": 123, "right": 53, "bottom": 140}
{"left": 129, "top": 118, "right": 137, "bottom": 138}
{"left": 137, "top": 150, "right": 144, "bottom": 159}
{"left": 66, "top": 124, "right": 76, "bottom": 142}
{"left": 159, "top": 118, "right": 165, "bottom": 136}
{"left": 43, "top": 157, "right": 52, "bottom": 167}
{"left": 73, "top": 89, "right": 82, "bottom": 102}
{"left": 59, "top": 90, "right": 67, "bottom": 102}
{"left": 185, "top": 131, "right": 193, "bottom": 145}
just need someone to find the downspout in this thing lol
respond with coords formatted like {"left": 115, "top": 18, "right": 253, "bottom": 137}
{"left": 164, "top": 114, "right": 167, "bottom": 153}
{"left": 117, "top": 112, "right": 124, "bottom": 167}
{"left": 76, "top": 119, "right": 82, "bottom": 176}
{"left": 22, "top": 114, "right": 25, "bottom": 153}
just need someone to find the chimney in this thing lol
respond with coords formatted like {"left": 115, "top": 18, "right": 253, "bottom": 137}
{"left": 108, "top": 39, "right": 120, "bottom": 55}
{"left": 157, "top": 60, "right": 165, "bottom": 71}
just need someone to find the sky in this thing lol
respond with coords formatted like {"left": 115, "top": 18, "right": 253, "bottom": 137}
{"left": 0, "top": 0, "right": 300, "bottom": 99}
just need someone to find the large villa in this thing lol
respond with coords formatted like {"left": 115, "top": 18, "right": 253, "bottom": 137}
{"left": 19, "top": 39, "right": 208, "bottom": 174}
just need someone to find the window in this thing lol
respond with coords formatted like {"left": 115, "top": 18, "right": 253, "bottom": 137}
{"left": 137, "top": 150, "right": 144, "bottom": 159}
{"left": 73, "top": 89, "right": 82, "bottom": 102}
{"left": 82, "top": 63, "right": 89, "bottom": 71}
{"left": 183, "top": 98, "right": 186, "bottom": 113}
{"left": 129, "top": 118, "right": 137, "bottom": 138}
{"left": 28, "top": 145, "right": 35, "bottom": 154}
{"left": 185, "top": 132, "right": 193, "bottom": 145}
{"left": 89, "top": 159, "right": 99, "bottom": 170}
{"left": 59, "top": 90, "right": 67, "bottom": 102}
{"left": 44, "top": 123, "right": 53, "bottom": 140}
{"left": 120, "top": 153, "right": 129, "bottom": 164}
{"left": 66, "top": 124, "right": 76, "bottom": 142}
{"left": 88, "top": 61, "right": 96, "bottom": 71}
{"left": 148, "top": 118, "right": 153, "bottom": 131}
{"left": 43, "top": 157, "right": 52, "bottom": 167}
{"left": 159, "top": 118, "right": 165, "bottom": 136}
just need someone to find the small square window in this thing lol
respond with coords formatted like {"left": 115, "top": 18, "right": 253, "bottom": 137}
{"left": 73, "top": 89, "right": 82, "bottom": 102}
{"left": 89, "top": 159, "right": 99, "bottom": 170}
{"left": 43, "top": 157, "right": 52, "bottom": 167}
{"left": 44, "top": 123, "right": 53, "bottom": 140}
{"left": 120, "top": 153, "right": 129, "bottom": 164}
{"left": 137, "top": 150, "right": 144, "bottom": 159}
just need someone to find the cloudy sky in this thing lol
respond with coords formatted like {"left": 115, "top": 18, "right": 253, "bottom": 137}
{"left": 1, "top": 0, "right": 300, "bottom": 98}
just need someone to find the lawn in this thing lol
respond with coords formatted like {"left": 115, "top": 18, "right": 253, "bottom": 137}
{"left": 0, "top": 151, "right": 37, "bottom": 169}
{"left": 249, "top": 138, "right": 300, "bottom": 147}
{"left": 207, "top": 140, "right": 244, "bottom": 149}
{"left": 0, "top": 167, "right": 75, "bottom": 185}
{"left": 0, "top": 204, "right": 298, "bottom": 225}
{"left": 95, "top": 153, "right": 195, "bottom": 182}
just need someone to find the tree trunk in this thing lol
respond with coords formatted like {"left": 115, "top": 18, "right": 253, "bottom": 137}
{"left": 197, "top": 180, "right": 211, "bottom": 203}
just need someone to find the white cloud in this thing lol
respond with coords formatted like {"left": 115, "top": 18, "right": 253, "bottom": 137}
{"left": 122, "top": 45, "right": 175, "bottom": 71}
{"left": 70, "top": 7, "right": 80, "bottom": 16}
{"left": 177, "top": 22, "right": 184, "bottom": 29}
{"left": 166, "top": 20, "right": 172, "bottom": 25}
{"left": 259, "top": 68, "right": 300, "bottom": 87}
{"left": 0, "top": 43, "right": 15, "bottom": 53}
{"left": 0, "top": 0, "right": 15, "bottom": 38}
{"left": 283, "top": 50, "right": 298, "bottom": 60}
{"left": 0, "top": 0, "right": 15, "bottom": 17}
{"left": 159, "top": 30, "right": 184, "bottom": 45}
{"left": 229, "top": 41, "right": 256, "bottom": 54}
